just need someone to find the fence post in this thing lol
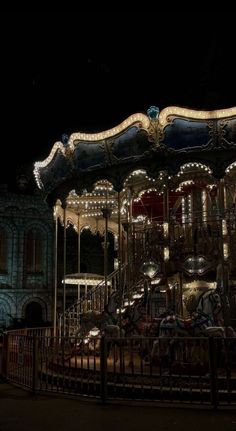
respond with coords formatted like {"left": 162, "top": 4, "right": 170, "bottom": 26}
{"left": 32, "top": 336, "right": 39, "bottom": 395}
{"left": 1, "top": 332, "right": 9, "bottom": 379}
{"left": 208, "top": 337, "right": 218, "bottom": 409}
{"left": 100, "top": 335, "right": 107, "bottom": 403}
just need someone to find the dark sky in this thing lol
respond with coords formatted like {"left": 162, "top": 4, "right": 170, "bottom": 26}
{"left": 1, "top": 7, "right": 236, "bottom": 186}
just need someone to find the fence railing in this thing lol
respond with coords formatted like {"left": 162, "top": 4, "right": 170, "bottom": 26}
{"left": 2, "top": 331, "right": 236, "bottom": 408}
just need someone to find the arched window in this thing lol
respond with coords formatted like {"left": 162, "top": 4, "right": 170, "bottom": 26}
{"left": 25, "top": 229, "right": 42, "bottom": 273}
{"left": 0, "top": 229, "right": 7, "bottom": 272}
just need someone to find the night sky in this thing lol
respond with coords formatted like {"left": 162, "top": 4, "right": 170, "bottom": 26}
{"left": 1, "top": 7, "right": 236, "bottom": 187}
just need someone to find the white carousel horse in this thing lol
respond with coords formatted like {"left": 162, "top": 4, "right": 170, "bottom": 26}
{"left": 158, "top": 289, "right": 223, "bottom": 338}
{"left": 196, "top": 289, "right": 223, "bottom": 325}
{"left": 152, "top": 290, "right": 224, "bottom": 365}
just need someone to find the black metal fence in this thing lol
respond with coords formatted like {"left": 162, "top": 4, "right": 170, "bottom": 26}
{"left": 2, "top": 330, "right": 236, "bottom": 408}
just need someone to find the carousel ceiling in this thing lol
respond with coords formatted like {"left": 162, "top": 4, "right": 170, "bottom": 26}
{"left": 34, "top": 106, "right": 236, "bottom": 202}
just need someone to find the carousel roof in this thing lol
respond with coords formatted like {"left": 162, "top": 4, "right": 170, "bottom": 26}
{"left": 34, "top": 106, "right": 236, "bottom": 202}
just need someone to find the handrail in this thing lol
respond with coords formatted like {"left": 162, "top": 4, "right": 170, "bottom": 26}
{"left": 59, "top": 264, "right": 128, "bottom": 337}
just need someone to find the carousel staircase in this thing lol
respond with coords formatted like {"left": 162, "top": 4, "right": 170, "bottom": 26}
{"left": 59, "top": 264, "right": 151, "bottom": 337}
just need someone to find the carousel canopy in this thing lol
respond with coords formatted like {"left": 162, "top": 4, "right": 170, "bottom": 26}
{"left": 34, "top": 106, "right": 236, "bottom": 202}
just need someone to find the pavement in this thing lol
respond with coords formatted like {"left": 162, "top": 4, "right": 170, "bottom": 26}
{"left": 0, "top": 381, "right": 235, "bottom": 431}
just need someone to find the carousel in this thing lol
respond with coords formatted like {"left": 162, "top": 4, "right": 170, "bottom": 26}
{"left": 34, "top": 105, "right": 236, "bottom": 340}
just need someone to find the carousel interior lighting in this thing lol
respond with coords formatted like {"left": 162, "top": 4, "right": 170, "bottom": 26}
{"left": 88, "top": 327, "right": 100, "bottom": 337}
{"left": 132, "top": 215, "right": 147, "bottom": 223}
{"left": 124, "top": 300, "right": 134, "bottom": 306}
{"left": 223, "top": 243, "right": 229, "bottom": 260}
{"left": 177, "top": 163, "right": 212, "bottom": 177}
{"left": 225, "top": 161, "right": 236, "bottom": 173}
{"left": 163, "top": 222, "right": 169, "bottom": 237}
{"left": 183, "top": 255, "right": 210, "bottom": 275}
{"left": 168, "top": 283, "right": 177, "bottom": 290}
{"left": 206, "top": 184, "right": 216, "bottom": 190}
{"left": 64, "top": 277, "right": 111, "bottom": 286}
{"left": 184, "top": 281, "right": 216, "bottom": 289}
{"left": 124, "top": 170, "right": 156, "bottom": 187}
{"left": 150, "top": 278, "right": 161, "bottom": 285}
{"left": 138, "top": 188, "right": 161, "bottom": 198}
{"left": 141, "top": 287, "right": 150, "bottom": 292}
{"left": 202, "top": 190, "right": 207, "bottom": 222}
{"left": 117, "top": 308, "right": 126, "bottom": 314}
{"left": 81, "top": 225, "right": 91, "bottom": 231}
{"left": 222, "top": 219, "right": 227, "bottom": 235}
{"left": 176, "top": 180, "right": 194, "bottom": 192}
{"left": 140, "top": 260, "right": 160, "bottom": 279}
{"left": 132, "top": 293, "right": 143, "bottom": 299}
{"left": 164, "top": 246, "right": 170, "bottom": 261}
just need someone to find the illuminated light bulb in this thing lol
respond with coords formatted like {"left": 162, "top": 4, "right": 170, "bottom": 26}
{"left": 132, "top": 293, "right": 143, "bottom": 299}
{"left": 140, "top": 260, "right": 160, "bottom": 279}
{"left": 89, "top": 328, "right": 100, "bottom": 337}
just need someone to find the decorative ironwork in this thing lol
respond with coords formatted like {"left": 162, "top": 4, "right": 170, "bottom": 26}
{"left": 182, "top": 255, "right": 211, "bottom": 275}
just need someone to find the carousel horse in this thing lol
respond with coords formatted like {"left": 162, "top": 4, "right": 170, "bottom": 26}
{"left": 106, "top": 290, "right": 120, "bottom": 319}
{"left": 79, "top": 310, "right": 104, "bottom": 336}
{"left": 196, "top": 288, "right": 223, "bottom": 326}
{"left": 151, "top": 289, "right": 224, "bottom": 366}
{"left": 158, "top": 311, "right": 214, "bottom": 338}
{"left": 158, "top": 289, "right": 223, "bottom": 338}
{"left": 79, "top": 309, "right": 125, "bottom": 355}
{"left": 78, "top": 289, "right": 120, "bottom": 336}
{"left": 79, "top": 309, "right": 122, "bottom": 335}
{"left": 151, "top": 311, "right": 218, "bottom": 367}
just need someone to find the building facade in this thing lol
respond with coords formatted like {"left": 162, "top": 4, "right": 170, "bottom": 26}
{"left": 0, "top": 184, "right": 54, "bottom": 328}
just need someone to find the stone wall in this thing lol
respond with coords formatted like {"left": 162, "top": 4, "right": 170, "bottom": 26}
{"left": 0, "top": 188, "right": 54, "bottom": 328}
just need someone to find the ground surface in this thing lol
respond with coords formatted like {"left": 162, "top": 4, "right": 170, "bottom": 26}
{"left": 0, "top": 381, "right": 235, "bottom": 431}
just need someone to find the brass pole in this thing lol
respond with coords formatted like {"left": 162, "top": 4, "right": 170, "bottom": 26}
{"left": 104, "top": 185, "right": 108, "bottom": 305}
{"left": 104, "top": 212, "right": 108, "bottom": 305}
{"left": 63, "top": 206, "right": 67, "bottom": 337}
{"left": 218, "top": 179, "right": 230, "bottom": 327}
{"left": 102, "top": 185, "right": 110, "bottom": 306}
{"left": 128, "top": 187, "right": 133, "bottom": 287}
{"left": 77, "top": 213, "right": 81, "bottom": 303}
{"left": 53, "top": 210, "right": 58, "bottom": 337}
{"left": 163, "top": 184, "right": 170, "bottom": 315}
{"left": 85, "top": 278, "right": 88, "bottom": 312}
{"left": 179, "top": 271, "right": 184, "bottom": 316}
{"left": 163, "top": 186, "right": 169, "bottom": 222}
{"left": 118, "top": 191, "right": 122, "bottom": 332}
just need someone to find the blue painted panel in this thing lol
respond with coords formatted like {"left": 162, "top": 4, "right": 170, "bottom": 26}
{"left": 74, "top": 142, "right": 106, "bottom": 171}
{"left": 163, "top": 119, "right": 210, "bottom": 150}
{"left": 111, "top": 127, "right": 150, "bottom": 159}
{"left": 40, "top": 151, "right": 71, "bottom": 193}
